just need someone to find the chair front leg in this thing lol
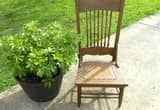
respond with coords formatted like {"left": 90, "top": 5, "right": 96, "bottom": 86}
{"left": 77, "top": 85, "right": 81, "bottom": 107}
{"left": 119, "top": 87, "right": 124, "bottom": 108}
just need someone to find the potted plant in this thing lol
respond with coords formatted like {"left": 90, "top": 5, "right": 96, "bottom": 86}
{"left": 0, "top": 21, "right": 79, "bottom": 102}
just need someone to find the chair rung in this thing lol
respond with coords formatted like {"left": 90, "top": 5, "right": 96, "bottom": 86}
{"left": 81, "top": 95, "right": 119, "bottom": 99}
{"left": 82, "top": 92, "right": 119, "bottom": 95}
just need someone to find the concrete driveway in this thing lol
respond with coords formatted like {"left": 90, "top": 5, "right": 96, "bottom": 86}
{"left": 0, "top": 12, "right": 160, "bottom": 110}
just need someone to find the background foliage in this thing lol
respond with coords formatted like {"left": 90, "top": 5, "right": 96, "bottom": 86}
{"left": 0, "top": 0, "right": 160, "bottom": 36}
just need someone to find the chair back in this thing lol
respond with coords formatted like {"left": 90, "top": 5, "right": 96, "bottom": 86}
{"left": 75, "top": 0, "right": 125, "bottom": 65}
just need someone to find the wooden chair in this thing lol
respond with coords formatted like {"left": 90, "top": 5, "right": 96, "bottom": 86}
{"left": 75, "top": 0, "right": 128, "bottom": 108}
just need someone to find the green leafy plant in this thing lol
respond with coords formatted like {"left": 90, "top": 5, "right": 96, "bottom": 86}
{"left": 0, "top": 21, "right": 79, "bottom": 88}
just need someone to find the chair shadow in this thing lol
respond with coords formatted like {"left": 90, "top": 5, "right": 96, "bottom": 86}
{"left": 46, "top": 86, "right": 119, "bottom": 110}
{"left": 0, "top": 85, "right": 120, "bottom": 110}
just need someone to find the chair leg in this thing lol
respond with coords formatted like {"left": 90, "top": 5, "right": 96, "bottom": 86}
{"left": 115, "top": 62, "right": 120, "bottom": 68}
{"left": 118, "top": 87, "right": 124, "bottom": 108}
{"left": 77, "top": 85, "right": 81, "bottom": 107}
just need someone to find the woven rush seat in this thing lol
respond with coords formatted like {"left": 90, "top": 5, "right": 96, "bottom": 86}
{"left": 76, "top": 61, "right": 127, "bottom": 86}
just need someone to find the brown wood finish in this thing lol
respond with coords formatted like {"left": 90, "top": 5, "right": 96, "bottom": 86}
{"left": 107, "top": 11, "right": 112, "bottom": 48}
{"left": 77, "top": 85, "right": 81, "bottom": 107}
{"left": 76, "top": 0, "right": 125, "bottom": 66}
{"left": 76, "top": 62, "right": 128, "bottom": 86}
{"left": 80, "top": 47, "right": 114, "bottom": 56}
{"left": 78, "top": 0, "right": 121, "bottom": 12}
{"left": 75, "top": 0, "right": 127, "bottom": 108}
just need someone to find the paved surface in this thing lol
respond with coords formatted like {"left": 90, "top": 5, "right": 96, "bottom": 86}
{"left": 0, "top": 12, "right": 160, "bottom": 110}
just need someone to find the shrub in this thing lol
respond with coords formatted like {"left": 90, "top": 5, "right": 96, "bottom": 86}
{"left": 0, "top": 21, "right": 79, "bottom": 88}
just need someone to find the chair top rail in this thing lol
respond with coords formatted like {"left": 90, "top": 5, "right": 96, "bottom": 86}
{"left": 77, "top": 0, "right": 124, "bottom": 12}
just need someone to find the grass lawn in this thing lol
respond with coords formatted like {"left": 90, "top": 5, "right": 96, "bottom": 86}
{"left": 0, "top": 73, "right": 16, "bottom": 93}
{"left": 0, "top": 0, "right": 160, "bottom": 92}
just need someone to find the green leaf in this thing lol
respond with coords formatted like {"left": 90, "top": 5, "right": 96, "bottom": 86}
{"left": 54, "top": 52, "right": 63, "bottom": 62}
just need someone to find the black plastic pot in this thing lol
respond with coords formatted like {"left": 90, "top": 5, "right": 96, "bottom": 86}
{"left": 15, "top": 73, "right": 63, "bottom": 102}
